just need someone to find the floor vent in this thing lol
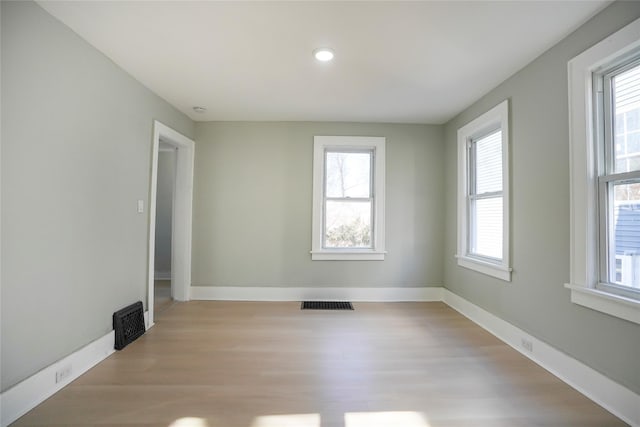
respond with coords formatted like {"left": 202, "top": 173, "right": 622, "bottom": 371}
{"left": 113, "top": 301, "right": 146, "bottom": 350}
{"left": 301, "top": 301, "right": 354, "bottom": 310}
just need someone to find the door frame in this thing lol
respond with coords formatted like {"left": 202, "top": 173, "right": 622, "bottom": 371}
{"left": 147, "top": 120, "right": 195, "bottom": 327}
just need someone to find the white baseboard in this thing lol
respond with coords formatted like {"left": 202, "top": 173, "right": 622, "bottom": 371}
{"left": 154, "top": 271, "right": 171, "bottom": 280}
{"left": 144, "top": 310, "right": 152, "bottom": 329}
{"left": 190, "top": 285, "right": 444, "bottom": 302}
{"left": 0, "top": 310, "right": 151, "bottom": 427}
{"left": 0, "top": 331, "right": 115, "bottom": 427}
{"left": 2, "top": 289, "right": 637, "bottom": 426}
{"left": 442, "top": 289, "right": 640, "bottom": 427}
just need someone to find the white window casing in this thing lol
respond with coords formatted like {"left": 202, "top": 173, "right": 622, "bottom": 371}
{"left": 567, "top": 16, "right": 640, "bottom": 325}
{"left": 456, "top": 100, "right": 511, "bottom": 281}
{"left": 311, "top": 136, "right": 386, "bottom": 261}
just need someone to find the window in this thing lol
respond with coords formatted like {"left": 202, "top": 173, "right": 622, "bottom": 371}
{"left": 469, "top": 129, "right": 504, "bottom": 260}
{"left": 457, "top": 100, "right": 511, "bottom": 281}
{"left": 324, "top": 150, "right": 373, "bottom": 248}
{"left": 311, "top": 136, "right": 385, "bottom": 260}
{"left": 567, "top": 16, "right": 640, "bottom": 325}
{"left": 596, "top": 60, "right": 640, "bottom": 299}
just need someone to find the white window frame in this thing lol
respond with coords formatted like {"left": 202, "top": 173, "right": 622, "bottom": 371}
{"left": 311, "top": 136, "right": 386, "bottom": 261}
{"left": 567, "top": 16, "right": 640, "bottom": 325}
{"left": 456, "top": 100, "right": 511, "bottom": 281}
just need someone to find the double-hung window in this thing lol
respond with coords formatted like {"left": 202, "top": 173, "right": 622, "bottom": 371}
{"left": 567, "top": 16, "right": 640, "bottom": 325}
{"left": 311, "top": 136, "right": 386, "bottom": 261}
{"left": 468, "top": 129, "right": 504, "bottom": 260}
{"left": 457, "top": 100, "right": 511, "bottom": 281}
{"left": 596, "top": 59, "right": 640, "bottom": 299}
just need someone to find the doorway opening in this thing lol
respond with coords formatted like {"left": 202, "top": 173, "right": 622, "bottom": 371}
{"left": 154, "top": 142, "right": 176, "bottom": 314}
{"left": 147, "top": 121, "right": 194, "bottom": 328}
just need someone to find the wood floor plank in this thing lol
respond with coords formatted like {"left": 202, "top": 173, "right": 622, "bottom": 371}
{"left": 12, "top": 301, "right": 628, "bottom": 426}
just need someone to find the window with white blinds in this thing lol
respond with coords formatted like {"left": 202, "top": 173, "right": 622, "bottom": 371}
{"left": 457, "top": 100, "right": 511, "bottom": 281}
{"left": 469, "top": 129, "right": 503, "bottom": 260}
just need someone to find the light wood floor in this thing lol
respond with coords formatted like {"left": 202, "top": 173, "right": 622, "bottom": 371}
{"left": 13, "top": 302, "right": 627, "bottom": 427}
{"left": 154, "top": 280, "right": 175, "bottom": 315}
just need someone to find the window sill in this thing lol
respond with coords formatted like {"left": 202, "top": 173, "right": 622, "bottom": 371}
{"left": 564, "top": 284, "right": 640, "bottom": 325}
{"left": 456, "top": 255, "right": 512, "bottom": 281}
{"left": 311, "top": 250, "right": 386, "bottom": 261}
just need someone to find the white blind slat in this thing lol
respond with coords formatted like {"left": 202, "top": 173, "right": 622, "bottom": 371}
{"left": 474, "top": 130, "right": 502, "bottom": 194}
{"left": 473, "top": 197, "right": 503, "bottom": 259}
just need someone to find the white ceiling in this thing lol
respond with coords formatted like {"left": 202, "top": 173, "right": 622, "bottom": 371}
{"left": 38, "top": 1, "right": 609, "bottom": 124}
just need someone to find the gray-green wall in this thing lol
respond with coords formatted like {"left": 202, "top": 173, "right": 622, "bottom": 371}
{"left": 443, "top": 1, "right": 640, "bottom": 394}
{"left": 1, "top": 1, "right": 194, "bottom": 391}
{"left": 193, "top": 122, "right": 444, "bottom": 288}
{"left": 3, "top": 0, "right": 639, "bottom": 403}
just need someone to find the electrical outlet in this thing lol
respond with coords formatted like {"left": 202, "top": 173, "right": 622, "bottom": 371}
{"left": 521, "top": 338, "right": 533, "bottom": 353}
{"left": 55, "top": 364, "right": 72, "bottom": 384}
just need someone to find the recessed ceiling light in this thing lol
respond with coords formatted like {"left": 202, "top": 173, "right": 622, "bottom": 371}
{"left": 313, "top": 48, "right": 334, "bottom": 62}
{"left": 192, "top": 106, "right": 207, "bottom": 113}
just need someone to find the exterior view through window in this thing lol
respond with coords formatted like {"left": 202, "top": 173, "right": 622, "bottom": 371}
{"left": 324, "top": 150, "right": 373, "bottom": 248}
{"left": 602, "top": 61, "right": 640, "bottom": 290}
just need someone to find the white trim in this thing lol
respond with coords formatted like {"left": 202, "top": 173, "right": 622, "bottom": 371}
{"left": 456, "top": 100, "right": 511, "bottom": 281}
{"left": 148, "top": 121, "right": 195, "bottom": 327}
{"left": 309, "top": 251, "right": 386, "bottom": 261}
{"left": 456, "top": 256, "right": 512, "bottom": 281}
{"left": 442, "top": 289, "right": 640, "bottom": 427}
{"left": 567, "top": 17, "right": 640, "bottom": 322}
{"left": 190, "top": 286, "right": 443, "bottom": 302}
{"left": 0, "top": 331, "right": 115, "bottom": 427}
{"left": 565, "top": 283, "right": 640, "bottom": 325}
{"left": 2, "top": 289, "right": 636, "bottom": 427}
{"left": 311, "top": 136, "right": 386, "bottom": 261}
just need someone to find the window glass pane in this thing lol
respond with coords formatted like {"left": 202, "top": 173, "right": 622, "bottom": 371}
{"left": 474, "top": 130, "right": 502, "bottom": 194}
{"left": 613, "top": 63, "right": 640, "bottom": 172}
{"left": 325, "top": 200, "right": 371, "bottom": 248}
{"left": 627, "top": 132, "right": 640, "bottom": 152}
{"left": 616, "top": 112, "right": 625, "bottom": 135}
{"left": 629, "top": 156, "right": 640, "bottom": 172}
{"left": 611, "top": 181, "right": 640, "bottom": 288}
{"left": 471, "top": 196, "right": 503, "bottom": 259}
{"left": 627, "top": 109, "right": 640, "bottom": 132}
{"left": 326, "top": 152, "right": 371, "bottom": 198}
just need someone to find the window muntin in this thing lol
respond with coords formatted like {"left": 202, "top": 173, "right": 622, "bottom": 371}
{"left": 323, "top": 150, "right": 374, "bottom": 249}
{"left": 597, "top": 59, "right": 640, "bottom": 297}
{"left": 468, "top": 129, "right": 504, "bottom": 260}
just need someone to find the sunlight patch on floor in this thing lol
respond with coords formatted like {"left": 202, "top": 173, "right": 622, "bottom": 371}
{"left": 168, "top": 417, "right": 210, "bottom": 427}
{"left": 250, "top": 413, "right": 321, "bottom": 427}
{"left": 345, "top": 411, "right": 430, "bottom": 427}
